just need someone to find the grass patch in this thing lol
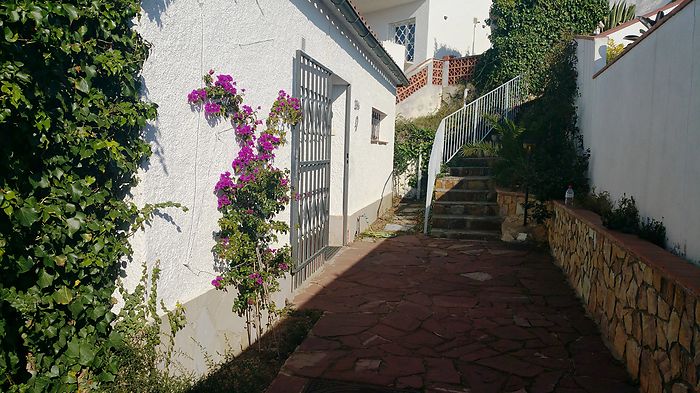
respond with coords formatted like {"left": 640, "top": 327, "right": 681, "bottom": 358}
{"left": 189, "top": 308, "right": 322, "bottom": 393}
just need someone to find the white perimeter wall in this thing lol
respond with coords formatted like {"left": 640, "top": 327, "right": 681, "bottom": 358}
{"left": 363, "top": 0, "right": 492, "bottom": 66}
{"left": 131, "top": 0, "right": 397, "bottom": 372}
{"left": 576, "top": 0, "right": 700, "bottom": 262}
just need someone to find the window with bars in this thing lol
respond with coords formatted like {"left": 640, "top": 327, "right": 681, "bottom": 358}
{"left": 371, "top": 108, "right": 383, "bottom": 143}
{"left": 393, "top": 20, "right": 416, "bottom": 62}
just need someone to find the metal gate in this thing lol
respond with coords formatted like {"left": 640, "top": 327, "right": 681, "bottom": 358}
{"left": 290, "top": 51, "right": 333, "bottom": 289}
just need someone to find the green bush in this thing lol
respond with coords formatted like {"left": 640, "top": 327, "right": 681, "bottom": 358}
{"left": 110, "top": 263, "right": 192, "bottom": 393}
{"left": 639, "top": 217, "right": 666, "bottom": 249}
{"left": 602, "top": 194, "right": 639, "bottom": 234}
{"left": 482, "top": 41, "right": 590, "bottom": 201}
{"left": 474, "top": 0, "right": 607, "bottom": 94}
{"left": 519, "top": 40, "right": 591, "bottom": 201}
{"left": 579, "top": 189, "right": 614, "bottom": 216}
{"left": 394, "top": 121, "right": 434, "bottom": 177}
{"left": 0, "top": 1, "right": 182, "bottom": 390}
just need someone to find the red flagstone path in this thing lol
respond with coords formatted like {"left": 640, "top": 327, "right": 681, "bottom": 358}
{"left": 267, "top": 235, "right": 637, "bottom": 393}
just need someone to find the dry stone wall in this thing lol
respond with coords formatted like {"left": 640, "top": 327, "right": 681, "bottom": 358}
{"left": 548, "top": 202, "right": 700, "bottom": 393}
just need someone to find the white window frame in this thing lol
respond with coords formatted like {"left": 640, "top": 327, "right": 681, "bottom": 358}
{"left": 391, "top": 18, "right": 416, "bottom": 62}
{"left": 371, "top": 108, "right": 386, "bottom": 144}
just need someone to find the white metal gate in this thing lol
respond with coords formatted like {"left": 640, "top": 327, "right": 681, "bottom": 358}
{"left": 291, "top": 51, "right": 333, "bottom": 289}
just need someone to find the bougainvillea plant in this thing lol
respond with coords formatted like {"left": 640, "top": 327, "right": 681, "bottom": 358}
{"left": 187, "top": 70, "right": 301, "bottom": 332}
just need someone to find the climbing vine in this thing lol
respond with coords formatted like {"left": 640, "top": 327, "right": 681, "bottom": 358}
{"left": 0, "top": 1, "right": 185, "bottom": 391}
{"left": 474, "top": 0, "right": 607, "bottom": 93}
{"left": 187, "top": 71, "right": 301, "bottom": 338}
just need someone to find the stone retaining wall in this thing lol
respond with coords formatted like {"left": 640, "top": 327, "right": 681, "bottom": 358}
{"left": 548, "top": 202, "right": 700, "bottom": 393}
{"left": 495, "top": 189, "right": 547, "bottom": 243}
{"left": 496, "top": 189, "right": 527, "bottom": 218}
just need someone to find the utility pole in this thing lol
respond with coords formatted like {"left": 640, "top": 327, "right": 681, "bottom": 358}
{"left": 472, "top": 18, "right": 478, "bottom": 55}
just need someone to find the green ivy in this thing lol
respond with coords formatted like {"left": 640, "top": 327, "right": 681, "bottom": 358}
{"left": 0, "top": 1, "right": 177, "bottom": 390}
{"left": 474, "top": 0, "right": 607, "bottom": 93}
{"left": 393, "top": 121, "right": 434, "bottom": 180}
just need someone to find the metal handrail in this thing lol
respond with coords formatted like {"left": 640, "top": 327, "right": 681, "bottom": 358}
{"left": 423, "top": 76, "right": 524, "bottom": 234}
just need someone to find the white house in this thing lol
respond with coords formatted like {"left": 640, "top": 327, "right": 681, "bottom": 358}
{"left": 351, "top": 1, "right": 493, "bottom": 119}
{"left": 354, "top": 0, "right": 493, "bottom": 68}
{"left": 130, "top": 0, "right": 406, "bottom": 374}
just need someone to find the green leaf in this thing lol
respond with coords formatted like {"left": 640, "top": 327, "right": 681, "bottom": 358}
{"left": 66, "top": 217, "right": 81, "bottom": 236}
{"left": 63, "top": 4, "right": 80, "bottom": 21}
{"left": 37, "top": 270, "right": 54, "bottom": 288}
{"left": 4, "top": 27, "right": 17, "bottom": 43}
{"left": 16, "top": 206, "right": 39, "bottom": 227}
{"left": 78, "top": 342, "right": 96, "bottom": 366}
{"left": 75, "top": 78, "right": 90, "bottom": 93}
{"left": 53, "top": 286, "right": 73, "bottom": 305}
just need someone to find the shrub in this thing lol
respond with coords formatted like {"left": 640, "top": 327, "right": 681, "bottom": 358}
{"left": 484, "top": 41, "right": 590, "bottom": 201}
{"left": 606, "top": 38, "right": 626, "bottom": 63}
{"left": 394, "top": 121, "right": 434, "bottom": 177}
{"left": 109, "top": 263, "right": 192, "bottom": 393}
{"left": 0, "top": 1, "right": 184, "bottom": 390}
{"left": 187, "top": 73, "right": 300, "bottom": 334}
{"left": 518, "top": 40, "right": 591, "bottom": 201}
{"left": 602, "top": 194, "right": 639, "bottom": 234}
{"left": 639, "top": 217, "right": 667, "bottom": 249}
{"left": 579, "top": 189, "right": 614, "bottom": 217}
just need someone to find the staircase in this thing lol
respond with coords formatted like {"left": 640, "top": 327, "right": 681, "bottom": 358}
{"left": 430, "top": 158, "right": 501, "bottom": 239}
{"left": 422, "top": 76, "right": 524, "bottom": 235}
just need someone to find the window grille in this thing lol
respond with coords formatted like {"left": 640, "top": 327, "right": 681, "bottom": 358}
{"left": 371, "top": 109, "right": 382, "bottom": 142}
{"left": 393, "top": 20, "right": 416, "bottom": 62}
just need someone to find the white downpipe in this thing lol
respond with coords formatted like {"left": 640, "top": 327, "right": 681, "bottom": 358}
{"left": 422, "top": 76, "right": 523, "bottom": 234}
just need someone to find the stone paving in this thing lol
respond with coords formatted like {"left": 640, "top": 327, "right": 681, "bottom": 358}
{"left": 267, "top": 235, "right": 638, "bottom": 393}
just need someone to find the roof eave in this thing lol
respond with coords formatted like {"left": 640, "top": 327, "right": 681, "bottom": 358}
{"left": 322, "top": 0, "right": 410, "bottom": 86}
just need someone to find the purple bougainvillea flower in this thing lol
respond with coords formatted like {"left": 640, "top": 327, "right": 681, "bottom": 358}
{"left": 205, "top": 102, "right": 221, "bottom": 115}
{"left": 217, "top": 194, "right": 231, "bottom": 209}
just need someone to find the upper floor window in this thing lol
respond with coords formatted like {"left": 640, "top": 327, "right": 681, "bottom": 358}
{"left": 393, "top": 20, "right": 416, "bottom": 62}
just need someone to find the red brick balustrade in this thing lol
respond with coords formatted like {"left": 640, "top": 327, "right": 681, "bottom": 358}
{"left": 396, "top": 55, "right": 479, "bottom": 104}
{"left": 447, "top": 56, "right": 478, "bottom": 85}
{"left": 396, "top": 67, "right": 428, "bottom": 103}
{"left": 432, "top": 60, "right": 443, "bottom": 85}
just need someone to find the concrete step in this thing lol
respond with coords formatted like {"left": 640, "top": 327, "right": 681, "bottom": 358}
{"left": 435, "top": 176, "right": 493, "bottom": 191}
{"left": 430, "top": 228, "right": 501, "bottom": 240}
{"left": 431, "top": 215, "right": 502, "bottom": 231}
{"left": 434, "top": 189, "right": 497, "bottom": 202}
{"left": 432, "top": 201, "right": 499, "bottom": 216}
{"left": 448, "top": 166, "right": 491, "bottom": 177}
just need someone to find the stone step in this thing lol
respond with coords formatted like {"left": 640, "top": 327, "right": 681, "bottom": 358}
{"left": 448, "top": 166, "right": 491, "bottom": 177}
{"left": 448, "top": 157, "right": 497, "bottom": 167}
{"left": 432, "top": 201, "right": 499, "bottom": 216}
{"left": 434, "top": 189, "right": 497, "bottom": 202}
{"left": 430, "top": 228, "right": 501, "bottom": 240}
{"left": 431, "top": 215, "right": 502, "bottom": 231}
{"left": 435, "top": 176, "right": 493, "bottom": 191}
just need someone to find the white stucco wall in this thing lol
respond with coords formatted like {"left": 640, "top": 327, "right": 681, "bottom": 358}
{"left": 132, "top": 0, "right": 398, "bottom": 373}
{"left": 425, "top": 0, "right": 492, "bottom": 57}
{"left": 576, "top": 0, "right": 700, "bottom": 262}
{"left": 362, "top": 0, "right": 492, "bottom": 66}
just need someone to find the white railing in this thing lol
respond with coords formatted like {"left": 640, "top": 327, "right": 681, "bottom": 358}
{"left": 423, "top": 76, "right": 524, "bottom": 234}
